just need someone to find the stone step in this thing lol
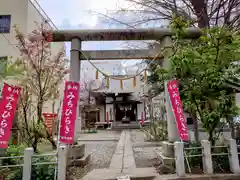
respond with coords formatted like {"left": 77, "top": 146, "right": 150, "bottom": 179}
{"left": 111, "top": 127, "right": 140, "bottom": 130}
{"left": 81, "top": 168, "right": 158, "bottom": 180}
{"left": 111, "top": 123, "right": 140, "bottom": 130}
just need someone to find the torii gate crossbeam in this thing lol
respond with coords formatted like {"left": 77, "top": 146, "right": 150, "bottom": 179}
{"left": 51, "top": 27, "right": 202, "bottom": 41}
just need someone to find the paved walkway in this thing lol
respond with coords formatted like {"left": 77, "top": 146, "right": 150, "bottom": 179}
{"left": 82, "top": 130, "right": 158, "bottom": 180}
{"left": 110, "top": 130, "right": 136, "bottom": 172}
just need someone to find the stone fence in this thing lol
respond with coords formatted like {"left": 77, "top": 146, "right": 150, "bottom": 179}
{"left": 175, "top": 139, "right": 240, "bottom": 177}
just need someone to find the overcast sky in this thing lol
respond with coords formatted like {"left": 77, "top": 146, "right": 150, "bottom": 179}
{"left": 38, "top": 0, "right": 148, "bottom": 71}
{"left": 38, "top": 0, "right": 133, "bottom": 28}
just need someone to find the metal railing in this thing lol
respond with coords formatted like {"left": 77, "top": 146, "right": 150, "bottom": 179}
{"left": 31, "top": 152, "right": 57, "bottom": 166}
{"left": 28, "top": 0, "right": 58, "bottom": 30}
{"left": 0, "top": 155, "right": 24, "bottom": 168}
{"left": 0, "top": 149, "right": 59, "bottom": 180}
{"left": 184, "top": 146, "right": 203, "bottom": 158}
{"left": 171, "top": 139, "right": 240, "bottom": 176}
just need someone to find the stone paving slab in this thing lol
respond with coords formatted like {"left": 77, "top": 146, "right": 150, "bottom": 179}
{"left": 81, "top": 167, "right": 157, "bottom": 180}
{"left": 110, "top": 130, "right": 136, "bottom": 172}
{"left": 110, "top": 154, "right": 123, "bottom": 169}
{"left": 110, "top": 131, "right": 126, "bottom": 170}
{"left": 123, "top": 131, "right": 136, "bottom": 171}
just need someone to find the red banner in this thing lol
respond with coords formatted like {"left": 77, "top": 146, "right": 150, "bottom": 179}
{"left": 60, "top": 81, "right": 80, "bottom": 144}
{"left": 167, "top": 80, "right": 189, "bottom": 141}
{"left": 0, "top": 83, "right": 21, "bottom": 148}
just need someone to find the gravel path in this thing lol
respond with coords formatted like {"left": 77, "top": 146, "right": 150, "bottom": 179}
{"left": 67, "top": 130, "right": 120, "bottom": 180}
{"left": 67, "top": 141, "right": 117, "bottom": 179}
{"left": 133, "top": 147, "right": 158, "bottom": 168}
{"left": 131, "top": 130, "right": 160, "bottom": 168}
{"left": 67, "top": 130, "right": 161, "bottom": 179}
{"left": 85, "top": 141, "right": 117, "bottom": 169}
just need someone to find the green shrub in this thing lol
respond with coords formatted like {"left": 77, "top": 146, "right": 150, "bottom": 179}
{"left": 5, "top": 168, "right": 22, "bottom": 180}
{"left": 184, "top": 141, "right": 202, "bottom": 173}
{"left": 2, "top": 145, "right": 56, "bottom": 180}
{"left": 212, "top": 146, "right": 230, "bottom": 173}
{"left": 142, "top": 121, "right": 168, "bottom": 141}
{"left": 184, "top": 142, "right": 230, "bottom": 173}
{"left": 2, "top": 144, "right": 25, "bottom": 165}
{"left": 1, "top": 145, "right": 25, "bottom": 180}
{"left": 31, "top": 156, "right": 55, "bottom": 180}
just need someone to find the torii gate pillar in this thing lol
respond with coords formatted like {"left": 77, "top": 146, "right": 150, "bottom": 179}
{"left": 162, "top": 36, "right": 179, "bottom": 142}
{"left": 70, "top": 38, "right": 81, "bottom": 140}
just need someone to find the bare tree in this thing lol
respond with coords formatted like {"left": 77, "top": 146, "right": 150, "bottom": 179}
{"left": 120, "top": 0, "right": 240, "bottom": 28}
{"left": 15, "top": 22, "right": 68, "bottom": 151}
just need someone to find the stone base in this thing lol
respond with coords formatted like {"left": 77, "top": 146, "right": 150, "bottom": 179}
{"left": 68, "top": 153, "right": 91, "bottom": 167}
{"left": 68, "top": 144, "right": 85, "bottom": 159}
{"left": 67, "top": 144, "right": 90, "bottom": 167}
{"left": 155, "top": 151, "right": 175, "bottom": 167}
{"left": 162, "top": 141, "right": 174, "bottom": 157}
{"left": 155, "top": 142, "right": 175, "bottom": 174}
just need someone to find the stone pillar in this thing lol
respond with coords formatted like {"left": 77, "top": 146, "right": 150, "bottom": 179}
{"left": 174, "top": 141, "right": 185, "bottom": 177}
{"left": 162, "top": 36, "right": 179, "bottom": 142}
{"left": 201, "top": 140, "right": 213, "bottom": 174}
{"left": 70, "top": 38, "right": 81, "bottom": 140}
{"left": 22, "top": 147, "right": 34, "bottom": 180}
{"left": 226, "top": 139, "right": 240, "bottom": 174}
{"left": 57, "top": 145, "right": 68, "bottom": 180}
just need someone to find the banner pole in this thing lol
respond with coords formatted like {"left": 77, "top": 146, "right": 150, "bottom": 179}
{"left": 54, "top": 97, "right": 63, "bottom": 180}
{"left": 54, "top": 80, "right": 80, "bottom": 180}
{"left": 167, "top": 80, "right": 191, "bottom": 174}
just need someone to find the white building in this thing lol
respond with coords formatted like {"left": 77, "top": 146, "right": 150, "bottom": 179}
{"left": 81, "top": 60, "right": 124, "bottom": 81}
{"left": 0, "top": 0, "right": 65, "bottom": 114}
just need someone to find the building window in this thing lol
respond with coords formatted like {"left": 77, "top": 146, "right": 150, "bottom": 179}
{"left": 0, "top": 15, "right": 11, "bottom": 33}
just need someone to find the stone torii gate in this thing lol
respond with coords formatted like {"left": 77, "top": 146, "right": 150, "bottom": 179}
{"left": 51, "top": 28, "right": 202, "bottom": 142}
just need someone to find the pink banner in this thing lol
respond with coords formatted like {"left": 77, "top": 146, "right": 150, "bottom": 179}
{"left": 60, "top": 81, "right": 80, "bottom": 144}
{"left": 0, "top": 83, "right": 21, "bottom": 148}
{"left": 168, "top": 80, "right": 189, "bottom": 141}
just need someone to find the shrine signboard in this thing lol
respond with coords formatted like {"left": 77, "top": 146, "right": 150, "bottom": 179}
{"left": 0, "top": 83, "right": 21, "bottom": 148}
{"left": 60, "top": 81, "right": 80, "bottom": 144}
{"left": 167, "top": 80, "right": 189, "bottom": 141}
